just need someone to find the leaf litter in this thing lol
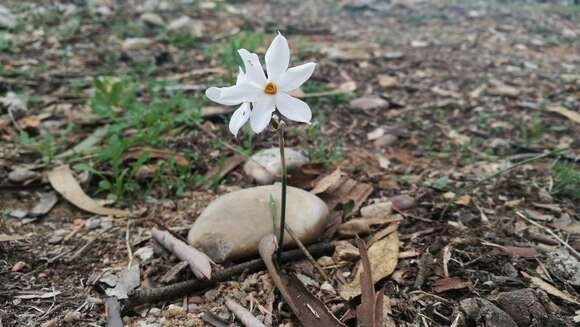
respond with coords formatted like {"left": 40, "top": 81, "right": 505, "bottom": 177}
{"left": 1, "top": 0, "right": 580, "bottom": 326}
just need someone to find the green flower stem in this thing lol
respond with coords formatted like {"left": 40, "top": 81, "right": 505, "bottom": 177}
{"left": 276, "top": 123, "right": 287, "bottom": 263}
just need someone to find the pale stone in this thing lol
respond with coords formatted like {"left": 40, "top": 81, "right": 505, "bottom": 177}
{"left": 140, "top": 13, "right": 164, "bottom": 26}
{"left": 188, "top": 185, "right": 329, "bottom": 262}
{"left": 8, "top": 168, "right": 39, "bottom": 183}
{"left": 167, "top": 16, "right": 204, "bottom": 36}
{"left": 373, "top": 134, "right": 398, "bottom": 148}
{"left": 350, "top": 96, "right": 388, "bottom": 110}
{"left": 361, "top": 201, "right": 393, "bottom": 218}
{"left": 0, "top": 5, "right": 16, "bottom": 29}
{"left": 243, "top": 148, "right": 308, "bottom": 185}
{"left": 122, "top": 38, "right": 153, "bottom": 51}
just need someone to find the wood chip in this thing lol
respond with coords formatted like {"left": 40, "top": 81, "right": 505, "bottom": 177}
{"left": 311, "top": 168, "right": 342, "bottom": 194}
{"left": 48, "top": 165, "right": 130, "bottom": 217}
{"left": 432, "top": 277, "right": 469, "bottom": 293}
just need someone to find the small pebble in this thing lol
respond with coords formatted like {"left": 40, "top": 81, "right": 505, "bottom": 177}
{"left": 204, "top": 289, "right": 220, "bottom": 302}
{"left": 85, "top": 217, "right": 101, "bottom": 230}
{"left": 165, "top": 304, "right": 185, "bottom": 317}
{"left": 148, "top": 307, "right": 161, "bottom": 317}
{"left": 64, "top": 311, "right": 80, "bottom": 322}
{"left": 373, "top": 134, "right": 398, "bottom": 148}
{"left": 317, "top": 256, "right": 334, "bottom": 267}
{"left": 134, "top": 246, "right": 154, "bottom": 262}
{"left": 41, "top": 319, "right": 58, "bottom": 327}
{"left": 8, "top": 209, "right": 27, "bottom": 219}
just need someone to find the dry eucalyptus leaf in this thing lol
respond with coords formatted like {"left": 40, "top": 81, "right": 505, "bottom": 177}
{"left": 521, "top": 271, "right": 580, "bottom": 305}
{"left": 340, "top": 230, "right": 399, "bottom": 300}
{"left": 48, "top": 165, "right": 130, "bottom": 217}
{"left": 547, "top": 105, "right": 580, "bottom": 124}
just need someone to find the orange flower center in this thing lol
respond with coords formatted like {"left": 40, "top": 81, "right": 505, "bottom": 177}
{"left": 264, "top": 81, "right": 277, "bottom": 95}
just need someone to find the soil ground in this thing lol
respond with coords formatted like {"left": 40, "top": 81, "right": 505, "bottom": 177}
{"left": 1, "top": 0, "right": 579, "bottom": 326}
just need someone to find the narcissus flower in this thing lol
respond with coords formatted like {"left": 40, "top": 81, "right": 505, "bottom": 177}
{"left": 206, "top": 33, "right": 316, "bottom": 136}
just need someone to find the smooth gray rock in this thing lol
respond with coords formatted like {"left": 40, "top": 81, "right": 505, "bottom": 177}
{"left": 188, "top": 185, "right": 329, "bottom": 262}
{"left": 243, "top": 148, "right": 308, "bottom": 185}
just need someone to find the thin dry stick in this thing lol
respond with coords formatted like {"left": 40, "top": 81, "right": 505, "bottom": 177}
{"left": 285, "top": 225, "right": 330, "bottom": 282}
{"left": 515, "top": 211, "right": 580, "bottom": 258}
{"left": 439, "top": 148, "right": 567, "bottom": 219}
{"left": 126, "top": 221, "right": 134, "bottom": 268}
{"left": 126, "top": 241, "right": 335, "bottom": 307}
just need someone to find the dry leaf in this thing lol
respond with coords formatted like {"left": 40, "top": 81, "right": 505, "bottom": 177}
{"left": 258, "top": 235, "right": 346, "bottom": 327}
{"left": 312, "top": 168, "right": 342, "bottom": 194}
{"left": 356, "top": 237, "right": 381, "bottom": 327}
{"left": 521, "top": 271, "right": 580, "bottom": 305}
{"left": 455, "top": 195, "right": 471, "bottom": 206}
{"left": 0, "top": 234, "right": 25, "bottom": 242}
{"left": 48, "top": 165, "right": 130, "bottom": 217}
{"left": 547, "top": 105, "right": 580, "bottom": 124}
{"left": 432, "top": 277, "right": 469, "bottom": 293}
{"left": 340, "top": 230, "right": 399, "bottom": 300}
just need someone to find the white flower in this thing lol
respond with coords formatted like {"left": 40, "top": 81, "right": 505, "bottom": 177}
{"left": 205, "top": 33, "right": 316, "bottom": 136}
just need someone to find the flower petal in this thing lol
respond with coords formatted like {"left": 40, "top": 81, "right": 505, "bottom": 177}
{"left": 236, "top": 66, "right": 247, "bottom": 84}
{"left": 229, "top": 103, "right": 251, "bottom": 136}
{"left": 205, "top": 84, "right": 262, "bottom": 106}
{"left": 265, "top": 33, "right": 290, "bottom": 82}
{"left": 250, "top": 95, "right": 275, "bottom": 133}
{"left": 275, "top": 92, "right": 312, "bottom": 123}
{"left": 278, "top": 62, "right": 316, "bottom": 92}
{"left": 238, "top": 49, "right": 266, "bottom": 86}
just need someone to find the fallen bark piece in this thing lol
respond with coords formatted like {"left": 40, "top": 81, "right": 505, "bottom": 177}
{"left": 105, "top": 297, "right": 123, "bottom": 327}
{"left": 340, "top": 228, "right": 399, "bottom": 300}
{"left": 545, "top": 249, "right": 580, "bottom": 287}
{"left": 494, "top": 289, "right": 547, "bottom": 327}
{"left": 258, "top": 234, "right": 346, "bottom": 327}
{"left": 152, "top": 228, "right": 212, "bottom": 280}
{"left": 319, "top": 177, "right": 373, "bottom": 218}
{"left": 48, "top": 165, "right": 130, "bottom": 217}
{"left": 225, "top": 298, "right": 266, "bottom": 327}
{"left": 432, "top": 277, "right": 469, "bottom": 293}
{"left": 460, "top": 298, "right": 518, "bottom": 327}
